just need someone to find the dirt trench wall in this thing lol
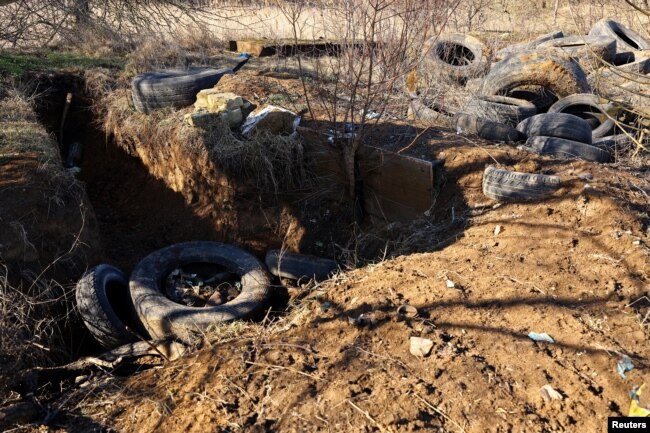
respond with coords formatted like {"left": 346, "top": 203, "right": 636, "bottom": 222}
{"left": 95, "top": 86, "right": 309, "bottom": 254}
{"left": 0, "top": 92, "right": 101, "bottom": 283}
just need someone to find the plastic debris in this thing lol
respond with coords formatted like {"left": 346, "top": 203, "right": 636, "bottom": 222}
{"left": 240, "top": 105, "right": 300, "bottom": 136}
{"left": 446, "top": 279, "right": 455, "bottom": 289}
{"left": 629, "top": 384, "right": 650, "bottom": 417}
{"left": 409, "top": 337, "right": 434, "bottom": 357}
{"left": 365, "top": 110, "right": 381, "bottom": 120}
{"left": 397, "top": 304, "right": 418, "bottom": 318}
{"left": 617, "top": 355, "right": 634, "bottom": 379}
{"left": 528, "top": 332, "right": 555, "bottom": 343}
{"left": 494, "top": 225, "right": 502, "bottom": 236}
{"left": 540, "top": 384, "right": 563, "bottom": 402}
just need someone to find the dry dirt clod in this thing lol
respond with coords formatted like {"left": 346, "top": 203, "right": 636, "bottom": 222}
{"left": 410, "top": 337, "right": 434, "bottom": 357}
{"left": 539, "top": 384, "right": 563, "bottom": 402}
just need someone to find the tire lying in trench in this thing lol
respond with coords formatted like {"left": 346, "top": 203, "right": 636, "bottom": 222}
{"left": 132, "top": 67, "right": 233, "bottom": 114}
{"left": 537, "top": 35, "right": 617, "bottom": 67}
{"left": 480, "top": 50, "right": 590, "bottom": 108}
{"left": 589, "top": 18, "right": 650, "bottom": 53}
{"left": 482, "top": 165, "right": 560, "bottom": 202}
{"left": 453, "top": 113, "right": 525, "bottom": 142}
{"left": 265, "top": 250, "right": 339, "bottom": 282}
{"left": 548, "top": 94, "right": 615, "bottom": 139}
{"left": 424, "top": 33, "right": 489, "bottom": 82}
{"left": 129, "top": 241, "right": 271, "bottom": 341}
{"left": 76, "top": 264, "right": 147, "bottom": 349}
{"left": 516, "top": 113, "right": 593, "bottom": 144}
{"left": 464, "top": 95, "right": 537, "bottom": 126}
{"left": 525, "top": 136, "right": 612, "bottom": 163}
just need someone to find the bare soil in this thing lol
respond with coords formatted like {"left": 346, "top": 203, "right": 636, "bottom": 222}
{"left": 66, "top": 135, "right": 650, "bottom": 433}
{"left": 2, "top": 63, "right": 649, "bottom": 433}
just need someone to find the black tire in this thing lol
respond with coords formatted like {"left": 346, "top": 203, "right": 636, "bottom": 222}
{"left": 129, "top": 241, "right": 271, "bottom": 341}
{"left": 496, "top": 31, "right": 564, "bottom": 60}
{"left": 481, "top": 50, "right": 590, "bottom": 102}
{"left": 424, "top": 33, "right": 489, "bottom": 81}
{"left": 548, "top": 94, "right": 614, "bottom": 139}
{"left": 408, "top": 97, "right": 454, "bottom": 125}
{"left": 507, "top": 85, "right": 559, "bottom": 113}
{"left": 482, "top": 165, "right": 560, "bottom": 202}
{"left": 265, "top": 250, "right": 338, "bottom": 282}
{"left": 132, "top": 67, "right": 233, "bottom": 114}
{"left": 464, "top": 95, "right": 537, "bottom": 125}
{"left": 592, "top": 133, "right": 633, "bottom": 151}
{"left": 516, "top": 113, "right": 593, "bottom": 144}
{"left": 525, "top": 136, "right": 612, "bottom": 163}
{"left": 537, "top": 35, "right": 617, "bottom": 65}
{"left": 589, "top": 18, "right": 650, "bottom": 53}
{"left": 76, "top": 264, "right": 146, "bottom": 349}
{"left": 453, "top": 113, "right": 525, "bottom": 142}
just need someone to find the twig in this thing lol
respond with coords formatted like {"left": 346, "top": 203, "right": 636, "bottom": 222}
{"left": 411, "top": 392, "right": 466, "bottom": 433}
{"left": 346, "top": 400, "right": 393, "bottom": 433}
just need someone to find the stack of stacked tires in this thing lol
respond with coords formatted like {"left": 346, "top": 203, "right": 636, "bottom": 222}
{"left": 412, "top": 18, "right": 649, "bottom": 202}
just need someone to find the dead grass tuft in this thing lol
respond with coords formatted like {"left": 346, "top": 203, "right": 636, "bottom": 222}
{"left": 98, "top": 87, "right": 308, "bottom": 196}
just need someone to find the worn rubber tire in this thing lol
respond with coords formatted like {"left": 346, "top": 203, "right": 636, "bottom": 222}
{"left": 589, "top": 18, "right": 650, "bottom": 53}
{"left": 516, "top": 113, "right": 593, "bottom": 144}
{"left": 482, "top": 165, "right": 560, "bottom": 202}
{"left": 76, "top": 264, "right": 145, "bottom": 349}
{"left": 465, "top": 95, "right": 537, "bottom": 125}
{"left": 132, "top": 67, "right": 233, "bottom": 113}
{"left": 496, "top": 31, "right": 564, "bottom": 60}
{"left": 424, "top": 33, "right": 490, "bottom": 81}
{"left": 130, "top": 241, "right": 271, "bottom": 341}
{"left": 408, "top": 97, "right": 454, "bottom": 125}
{"left": 537, "top": 35, "right": 617, "bottom": 65}
{"left": 454, "top": 113, "right": 525, "bottom": 142}
{"left": 265, "top": 250, "right": 338, "bottom": 282}
{"left": 525, "top": 136, "right": 612, "bottom": 163}
{"left": 548, "top": 94, "right": 614, "bottom": 139}
{"left": 507, "top": 85, "right": 559, "bottom": 112}
{"left": 481, "top": 50, "right": 590, "bottom": 103}
{"left": 592, "top": 134, "right": 633, "bottom": 152}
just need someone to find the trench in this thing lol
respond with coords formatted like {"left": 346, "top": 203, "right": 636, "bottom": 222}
{"left": 34, "top": 76, "right": 221, "bottom": 272}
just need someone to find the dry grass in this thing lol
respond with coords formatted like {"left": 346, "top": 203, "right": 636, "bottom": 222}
{"left": 93, "top": 74, "right": 309, "bottom": 196}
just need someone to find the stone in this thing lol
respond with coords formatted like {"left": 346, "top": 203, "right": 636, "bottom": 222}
{"left": 409, "top": 337, "right": 433, "bottom": 357}
{"left": 241, "top": 105, "right": 299, "bottom": 136}
{"left": 195, "top": 90, "right": 243, "bottom": 112}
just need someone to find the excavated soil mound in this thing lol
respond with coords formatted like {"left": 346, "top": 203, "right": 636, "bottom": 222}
{"left": 66, "top": 140, "right": 649, "bottom": 433}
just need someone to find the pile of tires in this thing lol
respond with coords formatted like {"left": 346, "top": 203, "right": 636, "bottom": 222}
{"left": 411, "top": 18, "right": 650, "bottom": 203}
{"left": 76, "top": 241, "right": 273, "bottom": 346}
{"left": 75, "top": 242, "right": 339, "bottom": 347}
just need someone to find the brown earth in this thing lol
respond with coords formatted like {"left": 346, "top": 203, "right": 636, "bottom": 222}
{"left": 62, "top": 133, "right": 649, "bottom": 432}
{"left": 2, "top": 60, "right": 649, "bottom": 433}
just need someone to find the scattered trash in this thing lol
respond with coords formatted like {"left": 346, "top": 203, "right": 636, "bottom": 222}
{"left": 617, "top": 355, "right": 634, "bottom": 379}
{"left": 629, "top": 384, "right": 650, "bottom": 417}
{"left": 540, "top": 384, "right": 563, "bottom": 402}
{"left": 365, "top": 110, "right": 381, "bottom": 120}
{"left": 241, "top": 105, "right": 300, "bottom": 136}
{"left": 397, "top": 304, "right": 418, "bottom": 318}
{"left": 528, "top": 332, "right": 555, "bottom": 343}
{"left": 409, "top": 336, "right": 434, "bottom": 357}
{"left": 446, "top": 279, "right": 455, "bottom": 289}
{"left": 578, "top": 173, "right": 593, "bottom": 181}
{"left": 348, "top": 315, "right": 365, "bottom": 326}
{"left": 494, "top": 225, "right": 502, "bottom": 236}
